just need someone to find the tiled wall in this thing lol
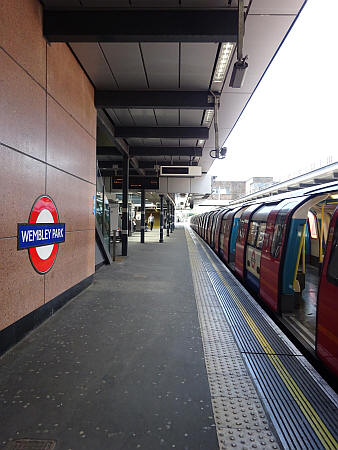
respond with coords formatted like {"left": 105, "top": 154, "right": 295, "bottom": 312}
{"left": 0, "top": 0, "right": 96, "bottom": 332}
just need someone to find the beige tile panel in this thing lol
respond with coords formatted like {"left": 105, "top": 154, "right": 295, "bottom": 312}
{"left": 0, "top": 49, "right": 46, "bottom": 161}
{"left": 45, "top": 230, "right": 95, "bottom": 303}
{"left": 47, "top": 43, "right": 96, "bottom": 138}
{"left": 46, "top": 166, "right": 96, "bottom": 232}
{"left": 47, "top": 96, "right": 96, "bottom": 184}
{"left": 0, "top": 237, "right": 44, "bottom": 331}
{"left": 0, "top": 0, "right": 46, "bottom": 87}
{"left": 0, "top": 144, "right": 46, "bottom": 239}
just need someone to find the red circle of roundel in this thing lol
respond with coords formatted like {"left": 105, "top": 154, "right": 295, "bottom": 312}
{"left": 28, "top": 195, "right": 60, "bottom": 274}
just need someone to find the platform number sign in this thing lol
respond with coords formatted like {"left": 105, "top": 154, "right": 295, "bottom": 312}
{"left": 17, "top": 196, "right": 65, "bottom": 274}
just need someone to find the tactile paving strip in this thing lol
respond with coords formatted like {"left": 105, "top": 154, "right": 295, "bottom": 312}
{"left": 185, "top": 228, "right": 281, "bottom": 450}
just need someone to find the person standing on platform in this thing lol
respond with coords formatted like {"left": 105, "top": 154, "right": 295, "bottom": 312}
{"left": 148, "top": 213, "right": 154, "bottom": 231}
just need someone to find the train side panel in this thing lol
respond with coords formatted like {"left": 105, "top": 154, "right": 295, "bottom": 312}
{"left": 316, "top": 208, "right": 338, "bottom": 377}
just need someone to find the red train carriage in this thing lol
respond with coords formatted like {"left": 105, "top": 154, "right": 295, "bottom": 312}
{"left": 316, "top": 207, "right": 338, "bottom": 376}
{"left": 190, "top": 182, "right": 338, "bottom": 377}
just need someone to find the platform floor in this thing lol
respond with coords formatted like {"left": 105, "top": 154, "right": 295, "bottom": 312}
{"left": 0, "top": 226, "right": 337, "bottom": 450}
{"left": 0, "top": 226, "right": 218, "bottom": 449}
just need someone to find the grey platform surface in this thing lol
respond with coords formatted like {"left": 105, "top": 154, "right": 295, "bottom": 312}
{"left": 0, "top": 227, "right": 218, "bottom": 449}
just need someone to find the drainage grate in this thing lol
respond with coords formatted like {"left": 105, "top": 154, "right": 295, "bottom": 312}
{"left": 5, "top": 440, "right": 56, "bottom": 450}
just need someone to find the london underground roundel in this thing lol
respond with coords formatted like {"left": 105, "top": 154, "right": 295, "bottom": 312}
{"left": 17, "top": 196, "right": 65, "bottom": 274}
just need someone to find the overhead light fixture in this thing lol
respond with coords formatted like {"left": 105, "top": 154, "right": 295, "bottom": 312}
{"left": 202, "top": 109, "right": 214, "bottom": 125}
{"left": 198, "top": 139, "right": 205, "bottom": 146}
{"left": 211, "top": 42, "right": 235, "bottom": 90}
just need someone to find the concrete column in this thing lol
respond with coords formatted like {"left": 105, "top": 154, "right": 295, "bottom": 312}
{"left": 166, "top": 198, "right": 170, "bottom": 237}
{"left": 159, "top": 194, "right": 164, "bottom": 243}
{"left": 170, "top": 203, "right": 173, "bottom": 233}
{"left": 141, "top": 189, "right": 145, "bottom": 243}
{"left": 122, "top": 154, "right": 129, "bottom": 256}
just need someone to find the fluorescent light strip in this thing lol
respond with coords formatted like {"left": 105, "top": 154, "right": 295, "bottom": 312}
{"left": 203, "top": 109, "right": 214, "bottom": 125}
{"left": 212, "top": 42, "right": 235, "bottom": 84}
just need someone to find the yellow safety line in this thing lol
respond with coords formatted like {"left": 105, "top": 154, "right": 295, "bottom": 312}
{"left": 194, "top": 237, "right": 337, "bottom": 450}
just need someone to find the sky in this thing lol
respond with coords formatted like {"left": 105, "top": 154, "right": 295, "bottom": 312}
{"left": 210, "top": 0, "right": 338, "bottom": 181}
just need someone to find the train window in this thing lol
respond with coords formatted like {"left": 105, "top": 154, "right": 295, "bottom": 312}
{"left": 238, "top": 220, "right": 246, "bottom": 241}
{"left": 327, "top": 224, "right": 338, "bottom": 286}
{"left": 308, "top": 211, "right": 318, "bottom": 238}
{"left": 247, "top": 221, "right": 259, "bottom": 246}
{"left": 256, "top": 223, "right": 266, "bottom": 250}
{"left": 271, "top": 211, "right": 288, "bottom": 258}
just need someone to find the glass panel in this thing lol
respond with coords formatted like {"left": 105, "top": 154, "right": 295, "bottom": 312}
{"left": 247, "top": 221, "right": 259, "bottom": 246}
{"left": 238, "top": 219, "right": 246, "bottom": 241}
{"left": 308, "top": 211, "right": 318, "bottom": 238}
{"left": 271, "top": 212, "right": 288, "bottom": 258}
{"left": 96, "top": 165, "right": 111, "bottom": 254}
{"left": 256, "top": 223, "right": 266, "bottom": 249}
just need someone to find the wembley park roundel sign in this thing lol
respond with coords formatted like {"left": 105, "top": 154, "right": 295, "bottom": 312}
{"left": 17, "top": 196, "right": 65, "bottom": 274}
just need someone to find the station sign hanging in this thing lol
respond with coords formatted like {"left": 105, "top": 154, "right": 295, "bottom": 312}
{"left": 17, "top": 195, "right": 65, "bottom": 274}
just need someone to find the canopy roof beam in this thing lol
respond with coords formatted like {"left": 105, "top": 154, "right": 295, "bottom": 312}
{"left": 115, "top": 127, "right": 208, "bottom": 139}
{"left": 44, "top": 9, "right": 238, "bottom": 43}
{"left": 95, "top": 90, "right": 214, "bottom": 109}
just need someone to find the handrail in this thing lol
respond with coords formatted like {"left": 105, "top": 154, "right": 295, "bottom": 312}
{"left": 293, "top": 224, "right": 306, "bottom": 291}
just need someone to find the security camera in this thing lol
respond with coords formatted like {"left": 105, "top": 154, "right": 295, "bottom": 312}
{"left": 229, "top": 59, "right": 248, "bottom": 88}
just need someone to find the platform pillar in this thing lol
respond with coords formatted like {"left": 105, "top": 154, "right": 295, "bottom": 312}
{"left": 170, "top": 203, "right": 174, "bottom": 233}
{"left": 122, "top": 154, "right": 129, "bottom": 256}
{"left": 141, "top": 189, "right": 145, "bottom": 243}
{"left": 166, "top": 198, "right": 170, "bottom": 237}
{"left": 159, "top": 194, "right": 164, "bottom": 243}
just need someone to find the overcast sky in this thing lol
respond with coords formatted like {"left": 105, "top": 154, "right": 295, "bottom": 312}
{"left": 210, "top": 0, "right": 338, "bottom": 181}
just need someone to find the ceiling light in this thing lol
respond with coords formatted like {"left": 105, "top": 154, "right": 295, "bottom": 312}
{"left": 203, "top": 109, "right": 214, "bottom": 125}
{"left": 211, "top": 42, "right": 235, "bottom": 90}
{"left": 198, "top": 139, "right": 205, "bottom": 146}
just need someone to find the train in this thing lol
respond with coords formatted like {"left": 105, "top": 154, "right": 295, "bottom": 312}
{"left": 190, "top": 181, "right": 338, "bottom": 378}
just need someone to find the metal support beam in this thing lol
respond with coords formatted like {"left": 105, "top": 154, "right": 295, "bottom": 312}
{"left": 141, "top": 189, "right": 145, "bottom": 244}
{"left": 95, "top": 90, "right": 214, "bottom": 109}
{"left": 97, "top": 110, "right": 145, "bottom": 176}
{"left": 116, "top": 127, "right": 209, "bottom": 139}
{"left": 97, "top": 146, "right": 121, "bottom": 157}
{"left": 159, "top": 194, "right": 164, "bottom": 243}
{"left": 122, "top": 155, "right": 129, "bottom": 256}
{"left": 166, "top": 198, "right": 170, "bottom": 237}
{"left": 44, "top": 10, "right": 238, "bottom": 43}
{"left": 130, "top": 146, "right": 202, "bottom": 157}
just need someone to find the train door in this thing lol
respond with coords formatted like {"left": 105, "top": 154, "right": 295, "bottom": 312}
{"left": 228, "top": 207, "right": 245, "bottom": 270}
{"left": 235, "top": 204, "right": 262, "bottom": 280}
{"left": 209, "top": 211, "right": 219, "bottom": 246}
{"left": 214, "top": 209, "right": 228, "bottom": 252}
{"left": 280, "top": 194, "right": 333, "bottom": 348}
{"left": 245, "top": 205, "right": 275, "bottom": 294}
{"left": 316, "top": 207, "right": 338, "bottom": 377}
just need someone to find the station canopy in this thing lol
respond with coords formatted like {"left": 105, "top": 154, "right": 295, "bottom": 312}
{"left": 42, "top": 0, "right": 305, "bottom": 191}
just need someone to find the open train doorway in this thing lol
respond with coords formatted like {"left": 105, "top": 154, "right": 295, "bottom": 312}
{"left": 282, "top": 193, "right": 337, "bottom": 349}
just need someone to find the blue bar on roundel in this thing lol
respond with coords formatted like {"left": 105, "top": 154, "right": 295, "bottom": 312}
{"left": 17, "top": 223, "right": 65, "bottom": 250}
